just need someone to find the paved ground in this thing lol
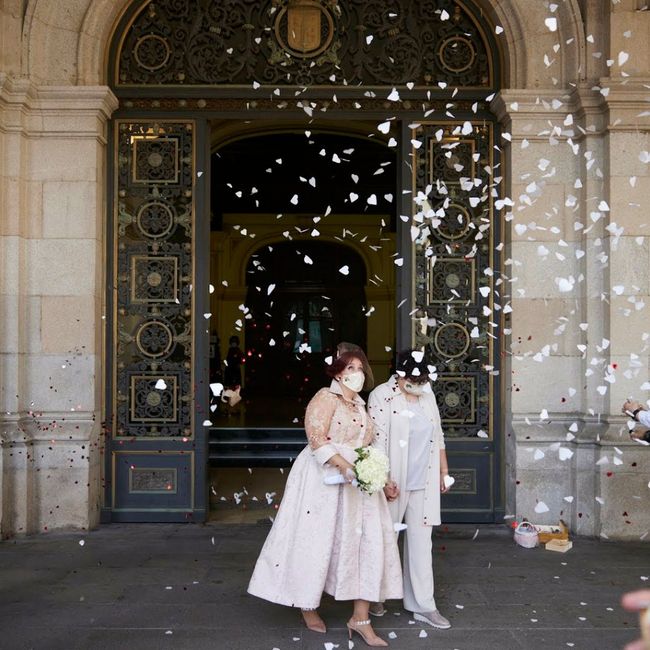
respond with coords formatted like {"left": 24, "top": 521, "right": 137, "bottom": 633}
{"left": 0, "top": 522, "right": 647, "bottom": 650}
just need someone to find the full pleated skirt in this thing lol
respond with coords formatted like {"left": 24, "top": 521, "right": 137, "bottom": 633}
{"left": 247, "top": 445, "right": 403, "bottom": 609}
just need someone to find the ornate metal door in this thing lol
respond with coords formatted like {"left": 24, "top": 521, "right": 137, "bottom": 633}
{"left": 412, "top": 120, "right": 503, "bottom": 522}
{"left": 104, "top": 120, "right": 209, "bottom": 522}
{"left": 104, "top": 0, "right": 503, "bottom": 522}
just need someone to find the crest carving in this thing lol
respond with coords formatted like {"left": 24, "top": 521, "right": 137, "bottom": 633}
{"left": 274, "top": 0, "right": 338, "bottom": 58}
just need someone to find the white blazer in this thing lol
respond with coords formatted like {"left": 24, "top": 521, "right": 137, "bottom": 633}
{"left": 368, "top": 375, "right": 445, "bottom": 527}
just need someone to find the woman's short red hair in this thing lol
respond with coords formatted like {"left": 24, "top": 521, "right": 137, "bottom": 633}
{"left": 325, "top": 349, "right": 374, "bottom": 391}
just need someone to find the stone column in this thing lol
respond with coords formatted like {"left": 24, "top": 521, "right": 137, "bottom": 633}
{"left": 597, "top": 76, "right": 650, "bottom": 540}
{"left": 0, "top": 75, "right": 117, "bottom": 536}
{"left": 492, "top": 90, "right": 594, "bottom": 530}
{"left": 493, "top": 73, "right": 650, "bottom": 540}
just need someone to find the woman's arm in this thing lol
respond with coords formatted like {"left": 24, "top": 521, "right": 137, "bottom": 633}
{"left": 429, "top": 393, "right": 450, "bottom": 493}
{"left": 327, "top": 453, "right": 355, "bottom": 476}
{"left": 305, "top": 389, "right": 355, "bottom": 476}
{"left": 439, "top": 448, "right": 450, "bottom": 494}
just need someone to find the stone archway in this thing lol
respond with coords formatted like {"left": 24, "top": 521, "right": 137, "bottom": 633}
{"left": 97, "top": 0, "right": 511, "bottom": 522}
{"left": 19, "top": 0, "right": 588, "bottom": 89}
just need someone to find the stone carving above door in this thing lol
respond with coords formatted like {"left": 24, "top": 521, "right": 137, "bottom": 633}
{"left": 115, "top": 0, "right": 496, "bottom": 89}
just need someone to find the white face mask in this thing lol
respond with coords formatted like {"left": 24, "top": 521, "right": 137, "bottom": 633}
{"left": 341, "top": 371, "right": 365, "bottom": 393}
{"left": 403, "top": 381, "right": 427, "bottom": 396}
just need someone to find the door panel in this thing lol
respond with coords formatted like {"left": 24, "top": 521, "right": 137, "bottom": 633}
{"left": 105, "top": 120, "right": 208, "bottom": 522}
{"left": 412, "top": 120, "right": 502, "bottom": 521}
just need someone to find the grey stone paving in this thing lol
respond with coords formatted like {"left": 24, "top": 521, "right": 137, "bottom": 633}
{"left": 0, "top": 523, "right": 647, "bottom": 649}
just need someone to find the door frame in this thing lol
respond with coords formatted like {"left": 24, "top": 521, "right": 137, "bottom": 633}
{"left": 104, "top": 107, "right": 503, "bottom": 523}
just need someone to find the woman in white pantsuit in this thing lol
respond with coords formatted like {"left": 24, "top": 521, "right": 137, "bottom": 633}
{"left": 248, "top": 349, "right": 403, "bottom": 646}
{"left": 367, "top": 349, "right": 451, "bottom": 630}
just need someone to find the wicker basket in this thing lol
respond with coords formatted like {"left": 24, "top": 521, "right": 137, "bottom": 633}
{"left": 514, "top": 521, "right": 539, "bottom": 548}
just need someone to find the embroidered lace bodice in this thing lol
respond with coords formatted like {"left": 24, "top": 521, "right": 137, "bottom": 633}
{"left": 305, "top": 387, "right": 375, "bottom": 451}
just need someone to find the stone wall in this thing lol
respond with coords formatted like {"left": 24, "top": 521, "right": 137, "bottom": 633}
{"left": 0, "top": 75, "right": 116, "bottom": 535}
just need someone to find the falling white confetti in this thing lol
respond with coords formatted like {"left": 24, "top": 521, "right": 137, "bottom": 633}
{"left": 387, "top": 88, "right": 400, "bottom": 102}
{"left": 545, "top": 17, "right": 557, "bottom": 31}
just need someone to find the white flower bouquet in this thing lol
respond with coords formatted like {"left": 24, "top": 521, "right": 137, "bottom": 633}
{"left": 323, "top": 446, "right": 390, "bottom": 495}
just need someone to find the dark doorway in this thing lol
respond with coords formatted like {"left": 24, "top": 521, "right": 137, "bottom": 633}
{"left": 242, "top": 241, "right": 367, "bottom": 427}
{"left": 210, "top": 131, "right": 397, "bottom": 229}
{"left": 207, "top": 128, "right": 397, "bottom": 477}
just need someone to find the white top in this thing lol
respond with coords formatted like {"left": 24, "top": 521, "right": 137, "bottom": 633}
{"left": 405, "top": 402, "right": 433, "bottom": 491}
{"left": 368, "top": 376, "right": 445, "bottom": 527}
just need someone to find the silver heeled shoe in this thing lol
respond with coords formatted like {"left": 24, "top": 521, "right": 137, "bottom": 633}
{"left": 347, "top": 618, "right": 388, "bottom": 647}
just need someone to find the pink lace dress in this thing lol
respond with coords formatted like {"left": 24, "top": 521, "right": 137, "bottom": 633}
{"left": 247, "top": 380, "right": 403, "bottom": 609}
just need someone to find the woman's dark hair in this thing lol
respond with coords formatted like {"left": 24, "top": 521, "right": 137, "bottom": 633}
{"left": 395, "top": 348, "right": 429, "bottom": 382}
{"left": 326, "top": 349, "right": 374, "bottom": 391}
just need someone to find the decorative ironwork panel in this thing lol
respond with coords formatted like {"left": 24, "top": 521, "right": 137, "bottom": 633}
{"left": 115, "top": 0, "right": 494, "bottom": 89}
{"left": 433, "top": 375, "right": 476, "bottom": 423}
{"left": 129, "top": 467, "right": 178, "bottom": 493}
{"left": 414, "top": 121, "right": 495, "bottom": 439}
{"left": 114, "top": 122, "right": 194, "bottom": 438}
{"left": 446, "top": 468, "right": 476, "bottom": 494}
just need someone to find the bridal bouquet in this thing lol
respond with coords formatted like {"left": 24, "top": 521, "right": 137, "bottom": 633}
{"left": 324, "top": 446, "right": 390, "bottom": 495}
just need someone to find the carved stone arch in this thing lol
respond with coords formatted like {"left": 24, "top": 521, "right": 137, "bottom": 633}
{"left": 20, "top": 0, "right": 129, "bottom": 84}
{"left": 235, "top": 233, "right": 375, "bottom": 290}
{"left": 19, "top": 0, "right": 586, "bottom": 90}
{"left": 210, "top": 120, "right": 393, "bottom": 153}
{"left": 463, "top": 0, "right": 586, "bottom": 88}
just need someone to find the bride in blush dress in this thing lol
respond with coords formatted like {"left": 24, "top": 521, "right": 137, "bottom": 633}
{"left": 248, "top": 349, "right": 402, "bottom": 647}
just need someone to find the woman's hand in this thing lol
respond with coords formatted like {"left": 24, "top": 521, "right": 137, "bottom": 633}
{"left": 383, "top": 480, "right": 399, "bottom": 502}
{"left": 337, "top": 459, "right": 356, "bottom": 481}
{"left": 623, "top": 400, "right": 645, "bottom": 414}
{"left": 621, "top": 589, "right": 650, "bottom": 650}
{"left": 440, "top": 474, "right": 450, "bottom": 494}
{"left": 326, "top": 454, "right": 356, "bottom": 482}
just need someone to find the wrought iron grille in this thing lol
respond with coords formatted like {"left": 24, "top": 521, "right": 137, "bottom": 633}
{"left": 413, "top": 121, "right": 496, "bottom": 438}
{"left": 114, "top": 122, "right": 195, "bottom": 438}
{"left": 115, "top": 0, "right": 494, "bottom": 89}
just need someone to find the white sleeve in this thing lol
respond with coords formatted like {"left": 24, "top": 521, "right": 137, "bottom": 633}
{"left": 637, "top": 410, "right": 650, "bottom": 428}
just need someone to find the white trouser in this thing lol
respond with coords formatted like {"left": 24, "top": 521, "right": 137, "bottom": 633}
{"left": 402, "top": 489, "right": 436, "bottom": 613}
